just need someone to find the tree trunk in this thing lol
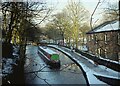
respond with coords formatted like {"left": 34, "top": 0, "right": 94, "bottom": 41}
{"left": 7, "top": 11, "right": 14, "bottom": 43}
{"left": 75, "top": 39, "right": 78, "bottom": 49}
{"left": 62, "top": 32, "right": 64, "bottom": 46}
{"left": 68, "top": 37, "right": 71, "bottom": 47}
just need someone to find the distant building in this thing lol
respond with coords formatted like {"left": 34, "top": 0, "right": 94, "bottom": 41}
{"left": 86, "top": 20, "right": 120, "bottom": 62}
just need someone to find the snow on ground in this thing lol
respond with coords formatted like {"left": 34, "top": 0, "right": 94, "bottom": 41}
{"left": 72, "top": 58, "right": 107, "bottom": 84}
{"left": 86, "top": 70, "right": 107, "bottom": 84}
{"left": 48, "top": 45, "right": 120, "bottom": 84}
{"left": 2, "top": 45, "right": 20, "bottom": 78}
{"left": 2, "top": 58, "right": 13, "bottom": 77}
{"left": 95, "top": 65, "right": 120, "bottom": 79}
{"left": 75, "top": 52, "right": 120, "bottom": 78}
{"left": 99, "top": 56, "right": 120, "bottom": 65}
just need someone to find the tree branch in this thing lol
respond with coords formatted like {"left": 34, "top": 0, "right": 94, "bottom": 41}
{"left": 90, "top": 0, "right": 101, "bottom": 30}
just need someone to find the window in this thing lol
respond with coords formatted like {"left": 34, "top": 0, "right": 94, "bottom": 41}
{"left": 95, "top": 34, "right": 98, "bottom": 44}
{"left": 105, "top": 49, "right": 107, "bottom": 54}
{"left": 118, "top": 32, "right": 120, "bottom": 45}
{"left": 118, "top": 53, "right": 120, "bottom": 62}
{"left": 104, "top": 33, "right": 111, "bottom": 44}
{"left": 88, "top": 35, "right": 91, "bottom": 41}
{"left": 97, "top": 33, "right": 103, "bottom": 41}
{"left": 105, "top": 34, "right": 107, "bottom": 42}
{"left": 91, "top": 34, "right": 94, "bottom": 39}
{"left": 98, "top": 48, "right": 101, "bottom": 55}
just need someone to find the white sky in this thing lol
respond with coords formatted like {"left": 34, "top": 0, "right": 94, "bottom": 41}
{"left": 41, "top": 0, "right": 118, "bottom": 27}
{"left": 46, "top": 0, "right": 118, "bottom": 12}
{"left": 1, "top": 0, "right": 118, "bottom": 15}
{"left": 1, "top": 0, "right": 119, "bottom": 27}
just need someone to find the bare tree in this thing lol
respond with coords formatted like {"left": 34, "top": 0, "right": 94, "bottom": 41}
{"left": 102, "top": 2, "right": 119, "bottom": 22}
{"left": 44, "top": 0, "right": 90, "bottom": 48}
{"left": 45, "top": 22, "right": 61, "bottom": 43}
{"left": 53, "top": 12, "right": 67, "bottom": 45}
{"left": 63, "top": 0, "right": 89, "bottom": 49}
{"left": 90, "top": 0, "right": 101, "bottom": 30}
{"left": 1, "top": 1, "right": 53, "bottom": 70}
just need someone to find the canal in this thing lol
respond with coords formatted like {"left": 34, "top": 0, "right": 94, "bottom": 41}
{"left": 24, "top": 45, "right": 87, "bottom": 85}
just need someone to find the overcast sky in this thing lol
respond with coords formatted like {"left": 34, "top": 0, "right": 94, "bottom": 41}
{"left": 1, "top": 0, "right": 119, "bottom": 27}
{"left": 46, "top": 0, "right": 118, "bottom": 13}
{"left": 36, "top": 0, "right": 117, "bottom": 27}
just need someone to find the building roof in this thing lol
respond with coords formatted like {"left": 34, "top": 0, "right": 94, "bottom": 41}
{"left": 86, "top": 20, "right": 120, "bottom": 34}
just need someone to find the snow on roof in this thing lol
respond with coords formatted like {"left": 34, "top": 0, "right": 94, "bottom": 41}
{"left": 39, "top": 46, "right": 57, "bottom": 55}
{"left": 87, "top": 20, "right": 120, "bottom": 34}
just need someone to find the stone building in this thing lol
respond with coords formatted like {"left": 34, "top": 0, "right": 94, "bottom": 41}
{"left": 86, "top": 20, "right": 120, "bottom": 62}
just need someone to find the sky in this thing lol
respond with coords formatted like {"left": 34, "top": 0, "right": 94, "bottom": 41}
{"left": 41, "top": 0, "right": 118, "bottom": 27}
{"left": 0, "top": 0, "right": 119, "bottom": 27}
{"left": 46, "top": 0, "right": 118, "bottom": 13}
{"left": 1, "top": 0, "right": 118, "bottom": 14}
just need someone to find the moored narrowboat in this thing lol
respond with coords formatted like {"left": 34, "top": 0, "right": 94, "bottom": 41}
{"left": 38, "top": 46, "right": 60, "bottom": 68}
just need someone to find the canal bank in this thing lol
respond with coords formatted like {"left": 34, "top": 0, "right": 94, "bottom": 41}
{"left": 48, "top": 45, "right": 119, "bottom": 85}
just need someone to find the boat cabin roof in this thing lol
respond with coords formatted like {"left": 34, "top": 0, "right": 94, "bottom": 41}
{"left": 39, "top": 46, "right": 58, "bottom": 55}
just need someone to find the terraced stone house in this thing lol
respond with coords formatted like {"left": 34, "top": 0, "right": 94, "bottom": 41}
{"left": 86, "top": 20, "right": 120, "bottom": 62}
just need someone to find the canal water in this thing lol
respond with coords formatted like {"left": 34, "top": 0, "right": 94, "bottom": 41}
{"left": 24, "top": 45, "right": 86, "bottom": 85}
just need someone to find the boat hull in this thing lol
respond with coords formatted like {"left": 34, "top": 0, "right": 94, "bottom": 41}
{"left": 38, "top": 50, "right": 60, "bottom": 68}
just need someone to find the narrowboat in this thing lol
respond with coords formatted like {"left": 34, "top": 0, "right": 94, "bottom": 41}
{"left": 38, "top": 46, "right": 60, "bottom": 68}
